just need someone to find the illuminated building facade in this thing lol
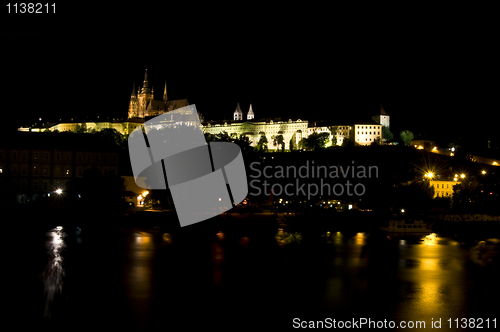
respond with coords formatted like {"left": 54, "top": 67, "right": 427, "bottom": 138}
{"left": 203, "top": 103, "right": 308, "bottom": 150}
{"left": 203, "top": 104, "right": 383, "bottom": 150}
{"left": 429, "top": 180, "right": 458, "bottom": 198}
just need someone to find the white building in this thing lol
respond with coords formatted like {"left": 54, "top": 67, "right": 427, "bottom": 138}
{"left": 203, "top": 104, "right": 383, "bottom": 150}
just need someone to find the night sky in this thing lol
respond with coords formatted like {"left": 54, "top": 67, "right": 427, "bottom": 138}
{"left": 1, "top": 9, "right": 497, "bottom": 150}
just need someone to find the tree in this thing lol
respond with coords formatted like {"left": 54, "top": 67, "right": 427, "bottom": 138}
{"left": 94, "top": 128, "right": 125, "bottom": 147}
{"left": 204, "top": 131, "right": 254, "bottom": 155}
{"left": 371, "top": 137, "right": 381, "bottom": 146}
{"left": 289, "top": 137, "right": 295, "bottom": 151}
{"left": 73, "top": 123, "right": 88, "bottom": 134}
{"left": 382, "top": 127, "right": 394, "bottom": 141}
{"left": 296, "top": 132, "right": 330, "bottom": 151}
{"left": 328, "top": 126, "right": 338, "bottom": 147}
{"left": 255, "top": 135, "right": 269, "bottom": 152}
{"left": 271, "top": 134, "right": 285, "bottom": 152}
{"left": 400, "top": 130, "right": 414, "bottom": 146}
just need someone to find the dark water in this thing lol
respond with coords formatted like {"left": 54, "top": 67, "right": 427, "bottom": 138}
{"left": 9, "top": 213, "right": 500, "bottom": 331}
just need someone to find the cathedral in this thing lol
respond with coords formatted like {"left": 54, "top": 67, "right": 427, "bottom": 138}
{"left": 128, "top": 68, "right": 189, "bottom": 119}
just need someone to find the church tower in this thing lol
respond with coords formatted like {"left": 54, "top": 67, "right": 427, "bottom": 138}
{"left": 137, "top": 68, "right": 154, "bottom": 118}
{"left": 163, "top": 81, "right": 168, "bottom": 112}
{"left": 247, "top": 104, "right": 255, "bottom": 120}
{"left": 372, "top": 104, "right": 390, "bottom": 128}
{"left": 234, "top": 103, "right": 243, "bottom": 120}
{"left": 128, "top": 82, "right": 139, "bottom": 118}
{"left": 126, "top": 69, "right": 189, "bottom": 119}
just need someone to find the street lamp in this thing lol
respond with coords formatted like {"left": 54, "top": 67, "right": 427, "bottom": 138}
{"left": 55, "top": 189, "right": 63, "bottom": 195}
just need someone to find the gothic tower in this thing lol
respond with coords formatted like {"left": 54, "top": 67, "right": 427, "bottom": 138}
{"left": 128, "top": 82, "right": 138, "bottom": 118}
{"left": 137, "top": 68, "right": 154, "bottom": 118}
{"left": 127, "top": 69, "right": 189, "bottom": 119}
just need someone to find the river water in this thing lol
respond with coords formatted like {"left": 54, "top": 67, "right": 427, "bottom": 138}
{"left": 10, "top": 213, "right": 500, "bottom": 331}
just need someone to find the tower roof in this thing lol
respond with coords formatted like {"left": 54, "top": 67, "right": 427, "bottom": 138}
{"left": 234, "top": 102, "right": 243, "bottom": 114}
{"left": 131, "top": 82, "right": 136, "bottom": 96}
{"left": 248, "top": 104, "right": 254, "bottom": 114}
{"left": 380, "top": 104, "right": 388, "bottom": 115}
{"left": 141, "top": 68, "right": 150, "bottom": 93}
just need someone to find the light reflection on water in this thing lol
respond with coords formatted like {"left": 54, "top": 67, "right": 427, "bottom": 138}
{"left": 43, "top": 226, "right": 65, "bottom": 318}
{"left": 41, "top": 226, "right": 500, "bottom": 328}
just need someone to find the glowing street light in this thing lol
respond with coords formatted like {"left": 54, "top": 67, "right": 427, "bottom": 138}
{"left": 55, "top": 189, "right": 63, "bottom": 195}
{"left": 482, "top": 170, "right": 487, "bottom": 175}
{"left": 460, "top": 173, "right": 466, "bottom": 179}
{"left": 425, "top": 172, "right": 434, "bottom": 179}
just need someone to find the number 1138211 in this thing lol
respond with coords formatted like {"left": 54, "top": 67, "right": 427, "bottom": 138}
{"left": 6, "top": 3, "right": 55, "bottom": 13}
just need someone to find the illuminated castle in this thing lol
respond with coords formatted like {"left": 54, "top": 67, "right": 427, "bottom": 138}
{"left": 128, "top": 68, "right": 189, "bottom": 119}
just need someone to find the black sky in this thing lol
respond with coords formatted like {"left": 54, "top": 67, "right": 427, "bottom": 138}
{"left": 1, "top": 7, "right": 497, "bottom": 148}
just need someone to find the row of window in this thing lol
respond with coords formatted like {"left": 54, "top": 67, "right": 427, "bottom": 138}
{"left": 357, "top": 131, "right": 381, "bottom": 135}
{"left": 0, "top": 151, "right": 117, "bottom": 162}
{"left": 436, "top": 192, "right": 451, "bottom": 197}
{"left": 435, "top": 183, "right": 452, "bottom": 189}
{"left": 357, "top": 126, "right": 380, "bottom": 129}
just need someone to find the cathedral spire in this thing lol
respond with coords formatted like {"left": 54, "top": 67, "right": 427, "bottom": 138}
{"left": 143, "top": 68, "right": 149, "bottom": 87}
{"left": 141, "top": 68, "right": 150, "bottom": 93}
{"left": 163, "top": 81, "right": 168, "bottom": 102}
{"left": 131, "top": 82, "right": 136, "bottom": 96}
